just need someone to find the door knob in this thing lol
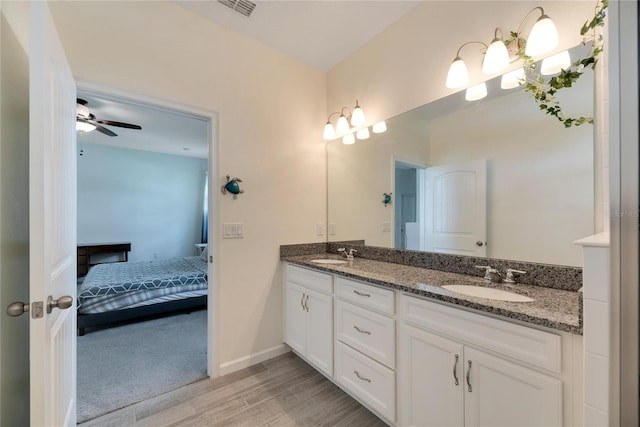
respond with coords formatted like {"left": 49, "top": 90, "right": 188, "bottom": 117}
{"left": 47, "top": 295, "right": 73, "bottom": 314}
{"left": 7, "top": 302, "right": 29, "bottom": 317}
{"left": 476, "top": 241, "right": 484, "bottom": 247}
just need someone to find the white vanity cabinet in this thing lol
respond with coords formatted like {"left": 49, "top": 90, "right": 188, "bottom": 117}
{"left": 284, "top": 265, "right": 333, "bottom": 377}
{"left": 399, "top": 294, "right": 564, "bottom": 427}
{"left": 334, "top": 277, "right": 397, "bottom": 423}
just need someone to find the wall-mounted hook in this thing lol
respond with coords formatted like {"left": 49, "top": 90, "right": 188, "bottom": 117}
{"left": 383, "top": 192, "right": 392, "bottom": 206}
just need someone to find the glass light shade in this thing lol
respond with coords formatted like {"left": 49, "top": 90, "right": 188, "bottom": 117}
{"left": 372, "top": 121, "right": 387, "bottom": 133}
{"left": 356, "top": 128, "right": 370, "bottom": 140}
{"left": 482, "top": 38, "right": 510, "bottom": 74}
{"left": 540, "top": 50, "right": 571, "bottom": 75}
{"left": 323, "top": 122, "right": 336, "bottom": 140}
{"left": 501, "top": 67, "right": 526, "bottom": 89}
{"left": 342, "top": 133, "right": 355, "bottom": 145}
{"left": 465, "top": 82, "right": 487, "bottom": 101}
{"left": 76, "top": 121, "right": 96, "bottom": 132}
{"left": 336, "top": 114, "right": 350, "bottom": 135}
{"left": 525, "top": 14, "right": 559, "bottom": 57}
{"left": 446, "top": 57, "right": 469, "bottom": 89}
{"left": 76, "top": 104, "right": 90, "bottom": 119}
{"left": 350, "top": 104, "right": 366, "bottom": 127}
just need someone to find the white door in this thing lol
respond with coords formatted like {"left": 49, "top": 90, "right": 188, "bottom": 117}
{"left": 463, "top": 348, "right": 562, "bottom": 427}
{"left": 285, "top": 282, "right": 307, "bottom": 356}
{"left": 400, "top": 324, "right": 464, "bottom": 427}
{"left": 424, "top": 159, "right": 487, "bottom": 256}
{"left": 305, "top": 288, "right": 333, "bottom": 376}
{"left": 29, "top": 2, "right": 77, "bottom": 425}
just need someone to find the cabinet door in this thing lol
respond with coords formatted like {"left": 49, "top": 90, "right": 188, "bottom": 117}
{"left": 400, "top": 324, "right": 464, "bottom": 427}
{"left": 306, "top": 288, "right": 333, "bottom": 376}
{"left": 463, "top": 348, "right": 562, "bottom": 427}
{"left": 285, "top": 282, "right": 307, "bottom": 356}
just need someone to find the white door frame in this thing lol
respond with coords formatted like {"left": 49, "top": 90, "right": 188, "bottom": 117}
{"left": 392, "top": 157, "right": 427, "bottom": 250}
{"left": 74, "top": 80, "right": 221, "bottom": 378}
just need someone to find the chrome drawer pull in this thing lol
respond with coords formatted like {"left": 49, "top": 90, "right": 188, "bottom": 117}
{"left": 300, "top": 294, "right": 305, "bottom": 310}
{"left": 353, "top": 325, "right": 371, "bottom": 335}
{"left": 353, "top": 370, "right": 372, "bottom": 383}
{"left": 453, "top": 354, "right": 459, "bottom": 386}
{"left": 353, "top": 290, "right": 371, "bottom": 297}
{"left": 466, "top": 360, "right": 472, "bottom": 392}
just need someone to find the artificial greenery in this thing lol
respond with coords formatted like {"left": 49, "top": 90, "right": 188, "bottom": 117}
{"left": 508, "top": 0, "right": 607, "bottom": 127}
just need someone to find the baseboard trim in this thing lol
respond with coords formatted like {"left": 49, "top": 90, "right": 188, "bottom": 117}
{"left": 219, "top": 344, "right": 290, "bottom": 376}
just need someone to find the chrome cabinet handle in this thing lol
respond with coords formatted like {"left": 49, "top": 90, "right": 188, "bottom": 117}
{"left": 453, "top": 354, "right": 459, "bottom": 386}
{"left": 353, "top": 370, "right": 371, "bottom": 383}
{"left": 304, "top": 294, "right": 309, "bottom": 312}
{"left": 466, "top": 360, "right": 472, "bottom": 392}
{"left": 353, "top": 290, "right": 371, "bottom": 297}
{"left": 353, "top": 325, "right": 371, "bottom": 335}
{"left": 300, "top": 293, "right": 305, "bottom": 311}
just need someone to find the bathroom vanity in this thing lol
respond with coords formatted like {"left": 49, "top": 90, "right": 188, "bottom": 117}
{"left": 282, "top": 253, "right": 583, "bottom": 426}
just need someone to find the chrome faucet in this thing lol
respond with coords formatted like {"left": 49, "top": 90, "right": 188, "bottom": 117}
{"left": 504, "top": 268, "right": 527, "bottom": 284}
{"left": 475, "top": 265, "right": 502, "bottom": 283}
{"left": 337, "top": 248, "right": 358, "bottom": 259}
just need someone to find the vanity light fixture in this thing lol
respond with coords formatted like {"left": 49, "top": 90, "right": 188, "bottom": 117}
{"left": 342, "top": 133, "right": 356, "bottom": 145}
{"left": 465, "top": 82, "right": 488, "bottom": 101}
{"left": 356, "top": 127, "right": 370, "bottom": 140}
{"left": 372, "top": 121, "right": 387, "bottom": 133}
{"left": 540, "top": 50, "right": 571, "bottom": 75}
{"left": 445, "top": 6, "right": 560, "bottom": 99}
{"left": 323, "top": 100, "right": 367, "bottom": 140}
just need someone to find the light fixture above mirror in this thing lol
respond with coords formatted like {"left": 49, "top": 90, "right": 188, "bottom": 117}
{"left": 445, "top": 6, "right": 561, "bottom": 101}
{"left": 323, "top": 100, "right": 386, "bottom": 144}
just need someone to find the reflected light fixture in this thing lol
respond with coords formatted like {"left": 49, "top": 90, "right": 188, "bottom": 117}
{"left": 500, "top": 67, "right": 526, "bottom": 89}
{"left": 372, "top": 121, "right": 387, "bottom": 133}
{"left": 356, "top": 128, "right": 370, "bottom": 140}
{"left": 465, "top": 82, "right": 488, "bottom": 101}
{"left": 342, "top": 133, "right": 355, "bottom": 145}
{"left": 76, "top": 121, "right": 96, "bottom": 132}
{"left": 540, "top": 50, "right": 571, "bottom": 75}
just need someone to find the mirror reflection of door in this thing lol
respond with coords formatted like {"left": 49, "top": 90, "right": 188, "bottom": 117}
{"left": 394, "top": 162, "right": 423, "bottom": 249}
{"left": 424, "top": 158, "right": 487, "bottom": 256}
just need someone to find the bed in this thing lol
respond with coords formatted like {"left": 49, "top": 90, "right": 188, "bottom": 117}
{"left": 77, "top": 255, "right": 208, "bottom": 335}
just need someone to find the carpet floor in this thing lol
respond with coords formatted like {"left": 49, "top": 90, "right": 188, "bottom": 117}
{"left": 76, "top": 309, "right": 207, "bottom": 423}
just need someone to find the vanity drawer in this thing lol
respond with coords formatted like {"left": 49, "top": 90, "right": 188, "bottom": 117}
{"left": 401, "top": 294, "right": 562, "bottom": 373}
{"left": 286, "top": 264, "right": 332, "bottom": 295}
{"left": 336, "top": 277, "right": 394, "bottom": 314}
{"left": 336, "top": 300, "right": 395, "bottom": 368}
{"left": 335, "top": 341, "right": 395, "bottom": 422}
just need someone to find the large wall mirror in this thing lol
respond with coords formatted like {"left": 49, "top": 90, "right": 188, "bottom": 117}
{"left": 327, "top": 45, "right": 594, "bottom": 267}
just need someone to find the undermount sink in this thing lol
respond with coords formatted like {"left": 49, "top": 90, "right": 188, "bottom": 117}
{"left": 310, "top": 259, "right": 348, "bottom": 265}
{"left": 442, "top": 284, "right": 534, "bottom": 302}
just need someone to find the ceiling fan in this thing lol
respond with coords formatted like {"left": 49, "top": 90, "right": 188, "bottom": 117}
{"left": 76, "top": 98, "right": 142, "bottom": 137}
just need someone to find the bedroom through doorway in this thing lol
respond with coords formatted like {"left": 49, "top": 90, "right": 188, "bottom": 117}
{"left": 74, "top": 88, "right": 214, "bottom": 423}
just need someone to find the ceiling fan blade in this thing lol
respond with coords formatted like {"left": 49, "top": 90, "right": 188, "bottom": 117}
{"left": 96, "top": 119, "right": 142, "bottom": 130}
{"left": 93, "top": 123, "right": 118, "bottom": 137}
{"left": 77, "top": 98, "right": 88, "bottom": 106}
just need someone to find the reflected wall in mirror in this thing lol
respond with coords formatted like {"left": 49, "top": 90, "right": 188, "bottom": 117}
{"left": 327, "top": 46, "right": 594, "bottom": 267}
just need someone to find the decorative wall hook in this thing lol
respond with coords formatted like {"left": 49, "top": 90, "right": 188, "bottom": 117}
{"left": 221, "top": 175, "right": 244, "bottom": 199}
{"left": 383, "top": 192, "right": 392, "bottom": 206}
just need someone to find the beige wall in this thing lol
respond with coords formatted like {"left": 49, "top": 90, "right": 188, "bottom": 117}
{"left": 328, "top": 1, "right": 595, "bottom": 125}
{"left": 0, "top": 0, "right": 31, "bottom": 424}
{"left": 49, "top": 1, "right": 327, "bottom": 368}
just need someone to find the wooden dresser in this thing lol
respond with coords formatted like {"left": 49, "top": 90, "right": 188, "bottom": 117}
{"left": 77, "top": 242, "right": 131, "bottom": 277}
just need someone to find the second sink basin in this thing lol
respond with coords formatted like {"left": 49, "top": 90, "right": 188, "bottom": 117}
{"left": 442, "top": 284, "right": 534, "bottom": 302}
{"left": 310, "top": 259, "right": 348, "bottom": 265}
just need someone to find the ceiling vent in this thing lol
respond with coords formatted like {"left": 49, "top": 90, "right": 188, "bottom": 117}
{"left": 217, "top": 0, "right": 256, "bottom": 17}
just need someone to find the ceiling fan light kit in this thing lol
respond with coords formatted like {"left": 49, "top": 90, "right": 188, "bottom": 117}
{"left": 75, "top": 98, "right": 142, "bottom": 137}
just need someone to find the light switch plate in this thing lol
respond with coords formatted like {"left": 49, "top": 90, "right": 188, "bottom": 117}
{"left": 316, "top": 223, "right": 324, "bottom": 236}
{"left": 382, "top": 222, "right": 391, "bottom": 232}
{"left": 223, "top": 223, "right": 244, "bottom": 239}
{"left": 329, "top": 223, "right": 336, "bottom": 236}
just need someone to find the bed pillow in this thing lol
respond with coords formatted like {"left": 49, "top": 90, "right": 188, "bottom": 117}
{"left": 199, "top": 245, "right": 208, "bottom": 261}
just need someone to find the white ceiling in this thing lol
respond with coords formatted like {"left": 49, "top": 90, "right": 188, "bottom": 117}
{"left": 77, "top": 90, "right": 210, "bottom": 159}
{"left": 174, "top": 0, "right": 423, "bottom": 72}
{"left": 77, "top": 2, "right": 422, "bottom": 156}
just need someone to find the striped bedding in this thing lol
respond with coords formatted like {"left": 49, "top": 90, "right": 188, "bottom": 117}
{"left": 78, "top": 256, "right": 208, "bottom": 314}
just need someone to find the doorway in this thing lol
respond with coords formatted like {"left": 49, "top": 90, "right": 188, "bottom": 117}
{"left": 394, "top": 161, "right": 425, "bottom": 250}
{"left": 74, "top": 83, "right": 219, "bottom": 422}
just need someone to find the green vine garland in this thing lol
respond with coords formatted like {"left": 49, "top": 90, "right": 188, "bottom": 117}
{"left": 506, "top": 0, "right": 607, "bottom": 127}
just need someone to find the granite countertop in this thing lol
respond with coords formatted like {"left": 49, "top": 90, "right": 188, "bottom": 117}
{"left": 284, "top": 254, "right": 582, "bottom": 335}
